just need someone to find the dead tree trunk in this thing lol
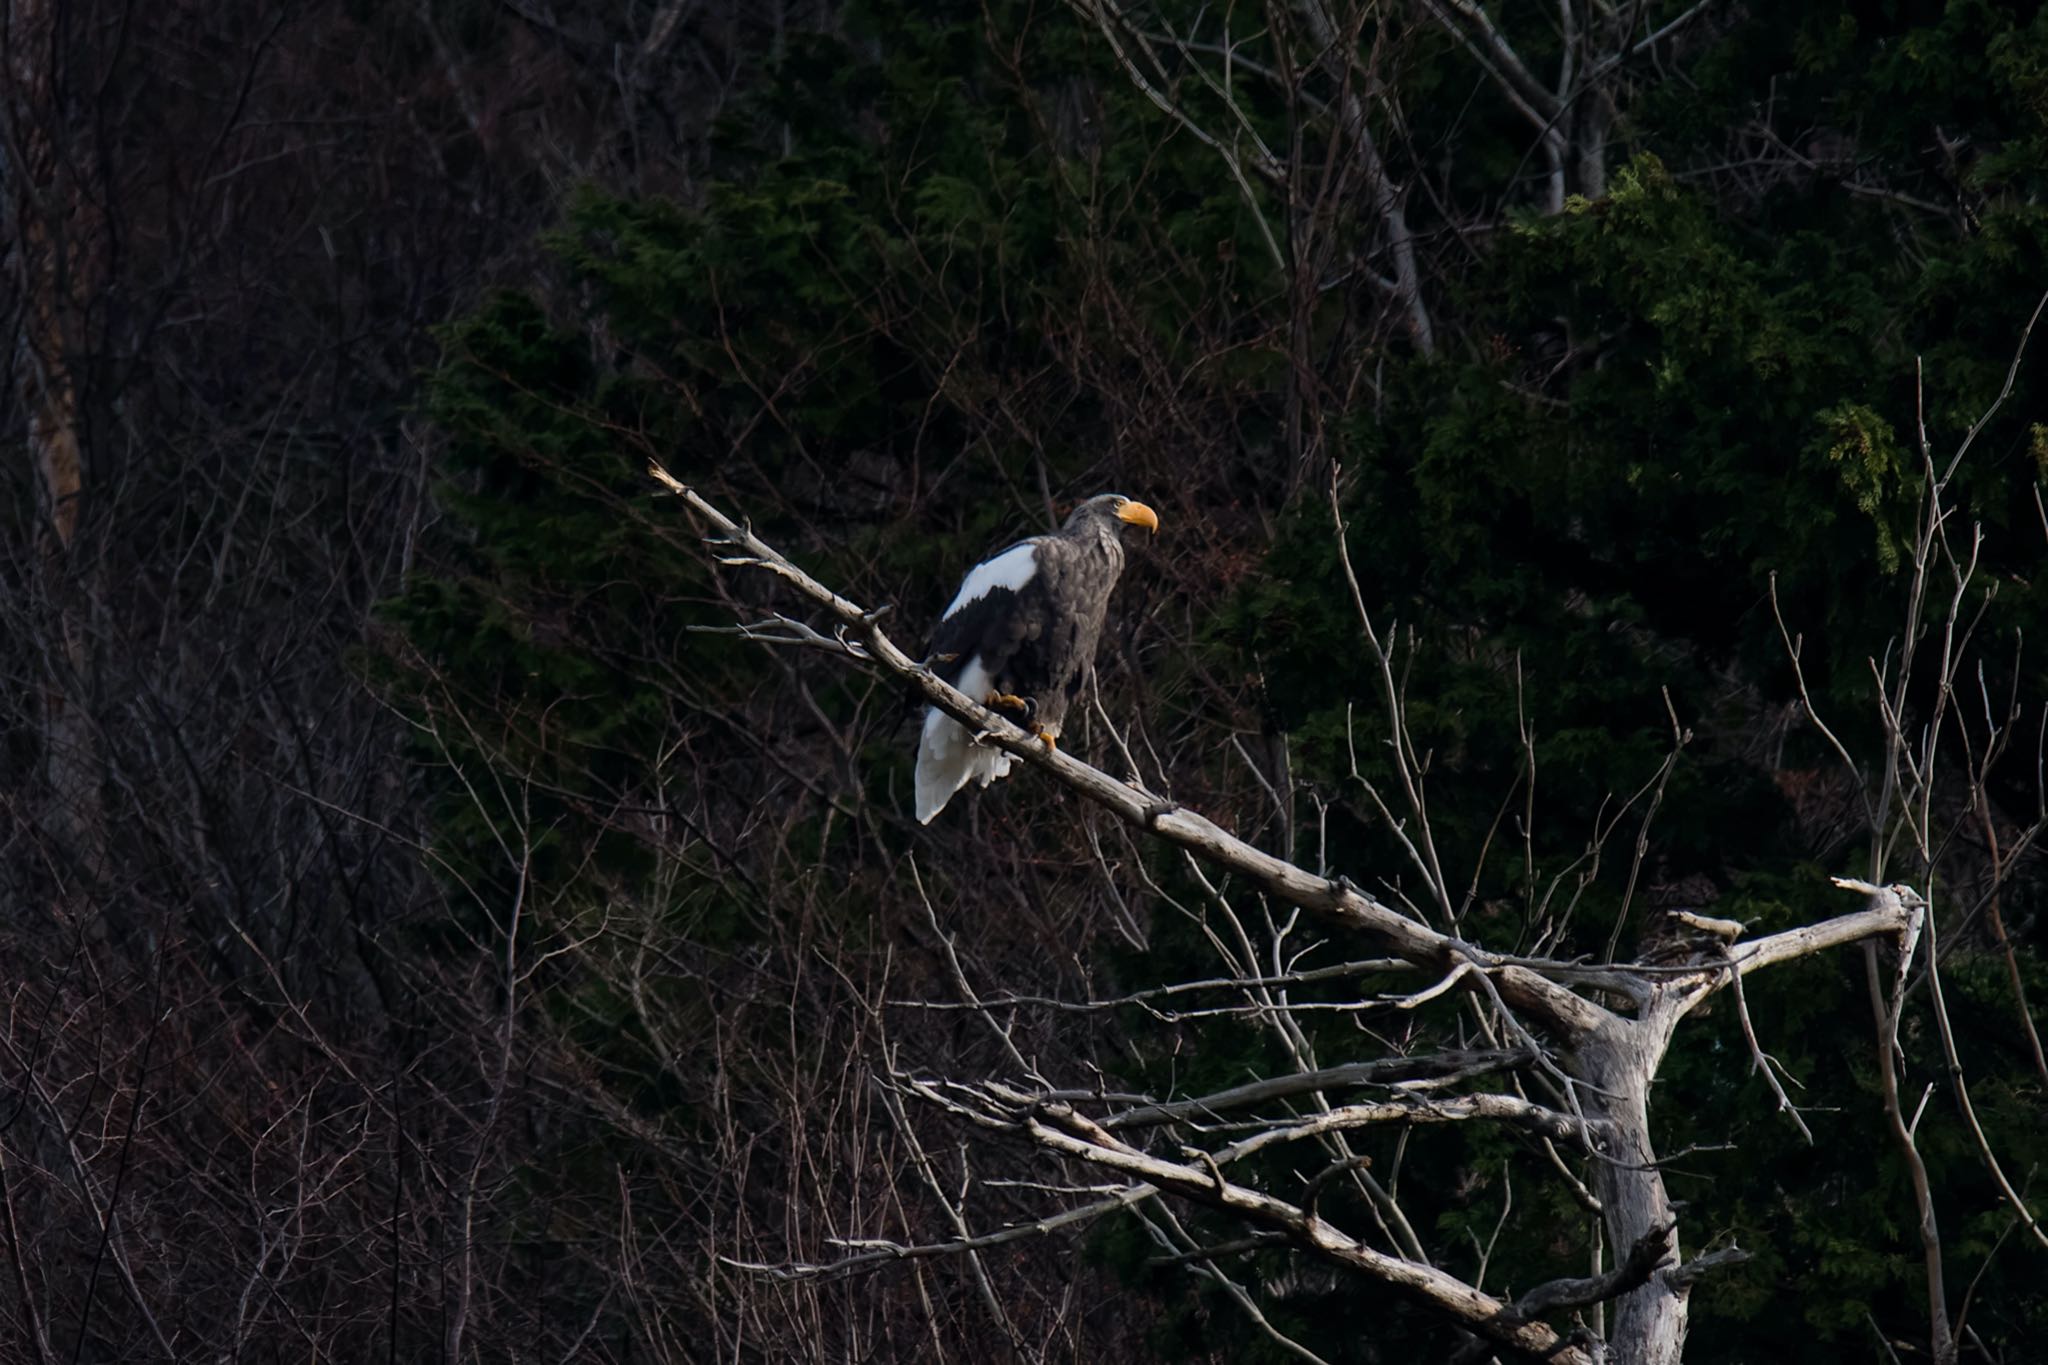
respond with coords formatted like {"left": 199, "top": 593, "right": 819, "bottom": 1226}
{"left": 652, "top": 467, "right": 1932, "bottom": 1362}
{"left": 1579, "top": 1003, "right": 1687, "bottom": 1362}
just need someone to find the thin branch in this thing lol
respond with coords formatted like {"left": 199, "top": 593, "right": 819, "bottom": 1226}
{"left": 649, "top": 463, "right": 1610, "bottom": 1042}
{"left": 1664, "top": 1244, "right": 1754, "bottom": 1290}
{"left": 1494, "top": 1220, "right": 1674, "bottom": 1326}
{"left": 1142, "top": 1203, "right": 1335, "bottom": 1365}
{"left": 1105, "top": 1049, "right": 1536, "bottom": 1129}
{"left": 1919, "top": 901, "right": 2048, "bottom": 1250}
{"left": 1021, "top": 1103, "right": 1597, "bottom": 1364}
{"left": 1206, "top": 1092, "right": 1606, "bottom": 1164}
{"left": 1725, "top": 946, "right": 1814, "bottom": 1144}
{"left": 720, "top": 1186, "right": 1156, "bottom": 1279}
{"left": 890, "top": 958, "right": 1414, "bottom": 1014}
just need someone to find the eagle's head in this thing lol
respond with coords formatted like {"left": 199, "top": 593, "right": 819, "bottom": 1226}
{"left": 1064, "top": 493, "right": 1160, "bottom": 538}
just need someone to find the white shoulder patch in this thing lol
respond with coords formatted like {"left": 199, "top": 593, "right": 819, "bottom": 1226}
{"left": 941, "top": 539, "right": 1038, "bottom": 620}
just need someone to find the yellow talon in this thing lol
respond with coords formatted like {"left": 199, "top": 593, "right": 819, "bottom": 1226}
{"left": 1039, "top": 731, "right": 1057, "bottom": 750}
{"left": 986, "top": 692, "right": 1030, "bottom": 712}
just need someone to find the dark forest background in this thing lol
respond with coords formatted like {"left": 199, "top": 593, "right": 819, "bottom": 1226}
{"left": 5, "top": 0, "right": 2048, "bottom": 1360}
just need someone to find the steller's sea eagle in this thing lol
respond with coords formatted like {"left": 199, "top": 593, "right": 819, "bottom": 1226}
{"left": 914, "top": 494, "right": 1160, "bottom": 823}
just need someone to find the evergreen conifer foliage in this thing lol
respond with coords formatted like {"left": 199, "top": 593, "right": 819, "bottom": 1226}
{"left": 390, "top": 1, "right": 2048, "bottom": 1360}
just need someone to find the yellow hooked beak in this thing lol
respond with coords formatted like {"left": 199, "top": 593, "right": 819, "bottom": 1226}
{"left": 1118, "top": 500, "right": 1161, "bottom": 534}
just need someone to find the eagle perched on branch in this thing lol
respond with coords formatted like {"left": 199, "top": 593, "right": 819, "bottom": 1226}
{"left": 914, "top": 494, "right": 1160, "bottom": 823}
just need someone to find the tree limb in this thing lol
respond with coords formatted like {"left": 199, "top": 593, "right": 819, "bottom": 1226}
{"left": 1024, "top": 1102, "right": 1598, "bottom": 1364}
{"left": 1105, "top": 1049, "right": 1536, "bottom": 1129}
{"left": 1496, "top": 1218, "right": 1674, "bottom": 1326}
{"left": 649, "top": 463, "right": 1605, "bottom": 1040}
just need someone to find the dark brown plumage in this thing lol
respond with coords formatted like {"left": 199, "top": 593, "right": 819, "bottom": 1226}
{"left": 914, "top": 494, "right": 1158, "bottom": 822}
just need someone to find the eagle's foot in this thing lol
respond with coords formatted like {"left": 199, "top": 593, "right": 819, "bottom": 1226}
{"left": 985, "top": 692, "right": 1037, "bottom": 724}
{"left": 1036, "top": 730, "right": 1057, "bottom": 751}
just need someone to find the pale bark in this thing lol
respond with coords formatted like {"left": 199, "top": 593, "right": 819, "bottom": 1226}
{"left": 1291, "top": 0, "right": 1435, "bottom": 353}
{"left": 1579, "top": 1003, "right": 1689, "bottom": 1361}
{"left": 655, "top": 465, "right": 1922, "bottom": 1362}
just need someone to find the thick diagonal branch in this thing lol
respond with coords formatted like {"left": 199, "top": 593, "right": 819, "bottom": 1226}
{"left": 1497, "top": 1219, "right": 1674, "bottom": 1326}
{"left": 1105, "top": 1048, "right": 1535, "bottom": 1128}
{"left": 1211, "top": 1092, "right": 1605, "bottom": 1163}
{"left": 1025, "top": 1102, "right": 1596, "bottom": 1365}
{"left": 657, "top": 471, "right": 1945, "bottom": 1365}
{"left": 649, "top": 463, "right": 1605, "bottom": 1040}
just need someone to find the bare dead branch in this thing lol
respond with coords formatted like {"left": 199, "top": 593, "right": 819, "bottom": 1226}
{"left": 649, "top": 462, "right": 1614, "bottom": 1042}
{"left": 1105, "top": 1049, "right": 1537, "bottom": 1129}
{"left": 1495, "top": 1219, "right": 1674, "bottom": 1326}
{"left": 1021, "top": 1103, "right": 1597, "bottom": 1364}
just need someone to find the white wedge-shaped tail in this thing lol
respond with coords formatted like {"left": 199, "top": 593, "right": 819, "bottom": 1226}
{"left": 915, "top": 657, "right": 1013, "bottom": 823}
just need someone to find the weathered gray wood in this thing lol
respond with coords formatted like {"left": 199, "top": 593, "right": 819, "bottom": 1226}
{"left": 655, "top": 467, "right": 1921, "bottom": 1362}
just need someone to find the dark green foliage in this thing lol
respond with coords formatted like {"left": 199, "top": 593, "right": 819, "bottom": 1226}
{"left": 392, "top": 0, "right": 2048, "bottom": 1358}
{"left": 1231, "top": 5, "right": 2048, "bottom": 1350}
